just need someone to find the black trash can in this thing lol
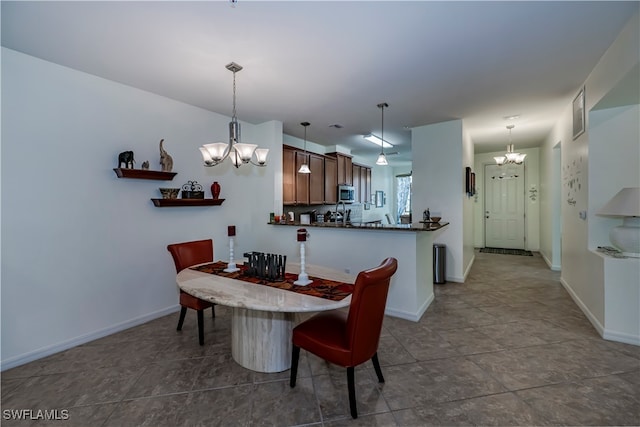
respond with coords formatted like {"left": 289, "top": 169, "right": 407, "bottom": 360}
{"left": 433, "top": 243, "right": 446, "bottom": 284}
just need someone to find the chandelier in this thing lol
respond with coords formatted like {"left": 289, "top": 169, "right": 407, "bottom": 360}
{"left": 199, "top": 62, "right": 269, "bottom": 168}
{"left": 375, "top": 102, "right": 389, "bottom": 166}
{"left": 494, "top": 125, "right": 525, "bottom": 166}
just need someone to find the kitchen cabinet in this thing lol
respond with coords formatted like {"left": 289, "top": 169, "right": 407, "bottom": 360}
{"left": 364, "top": 167, "right": 372, "bottom": 204}
{"left": 295, "top": 151, "right": 310, "bottom": 204}
{"left": 352, "top": 163, "right": 372, "bottom": 204}
{"left": 352, "top": 164, "right": 361, "bottom": 203}
{"left": 324, "top": 156, "right": 337, "bottom": 204}
{"left": 309, "top": 153, "right": 325, "bottom": 205}
{"left": 283, "top": 147, "right": 296, "bottom": 205}
{"left": 330, "top": 153, "right": 352, "bottom": 185}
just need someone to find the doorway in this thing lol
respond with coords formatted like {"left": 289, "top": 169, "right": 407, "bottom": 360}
{"left": 484, "top": 163, "right": 526, "bottom": 249}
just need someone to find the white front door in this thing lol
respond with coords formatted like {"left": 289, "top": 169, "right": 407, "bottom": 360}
{"left": 485, "top": 163, "right": 525, "bottom": 249}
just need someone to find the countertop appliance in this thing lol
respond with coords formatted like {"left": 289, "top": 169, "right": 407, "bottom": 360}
{"left": 338, "top": 185, "right": 355, "bottom": 204}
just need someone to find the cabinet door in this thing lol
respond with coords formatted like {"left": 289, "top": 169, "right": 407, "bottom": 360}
{"left": 344, "top": 156, "right": 353, "bottom": 185}
{"left": 364, "top": 167, "right": 372, "bottom": 204}
{"left": 352, "top": 164, "right": 361, "bottom": 203}
{"left": 309, "top": 154, "right": 325, "bottom": 205}
{"left": 283, "top": 148, "right": 296, "bottom": 205}
{"left": 295, "top": 152, "right": 310, "bottom": 204}
{"left": 324, "top": 156, "right": 337, "bottom": 204}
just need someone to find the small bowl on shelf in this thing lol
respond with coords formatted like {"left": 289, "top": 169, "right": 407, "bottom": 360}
{"left": 430, "top": 216, "right": 441, "bottom": 223}
{"left": 159, "top": 188, "right": 180, "bottom": 199}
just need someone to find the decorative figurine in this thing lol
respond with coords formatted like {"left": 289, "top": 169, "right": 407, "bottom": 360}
{"left": 118, "top": 151, "right": 135, "bottom": 169}
{"left": 141, "top": 160, "right": 149, "bottom": 170}
{"left": 159, "top": 139, "right": 173, "bottom": 172}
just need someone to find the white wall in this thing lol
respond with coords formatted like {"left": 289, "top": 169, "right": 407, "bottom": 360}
{"left": 412, "top": 119, "right": 471, "bottom": 282}
{"left": 538, "top": 12, "right": 639, "bottom": 343}
{"left": 1, "top": 48, "right": 283, "bottom": 368}
{"left": 588, "top": 104, "right": 640, "bottom": 248}
{"left": 473, "top": 147, "right": 540, "bottom": 251}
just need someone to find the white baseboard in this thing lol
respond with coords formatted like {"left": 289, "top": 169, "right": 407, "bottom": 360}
{"left": 560, "top": 277, "right": 605, "bottom": 336}
{"left": 1, "top": 304, "right": 180, "bottom": 372}
{"left": 462, "top": 253, "right": 475, "bottom": 282}
{"left": 560, "top": 277, "right": 639, "bottom": 346}
{"left": 385, "top": 293, "right": 434, "bottom": 322}
{"left": 541, "top": 252, "right": 561, "bottom": 271}
{"left": 603, "top": 329, "right": 640, "bottom": 346}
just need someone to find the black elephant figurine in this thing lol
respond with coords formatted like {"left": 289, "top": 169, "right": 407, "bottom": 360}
{"left": 118, "top": 151, "right": 135, "bottom": 169}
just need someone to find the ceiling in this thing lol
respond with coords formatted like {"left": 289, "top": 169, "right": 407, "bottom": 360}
{"left": 2, "top": 1, "right": 637, "bottom": 165}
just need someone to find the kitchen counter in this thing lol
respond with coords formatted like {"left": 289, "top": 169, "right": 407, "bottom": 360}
{"left": 269, "top": 221, "right": 449, "bottom": 232}
{"left": 266, "top": 219, "right": 450, "bottom": 322}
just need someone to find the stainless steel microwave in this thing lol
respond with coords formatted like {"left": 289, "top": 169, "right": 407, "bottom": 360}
{"left": 338, "top": 185, "right": 355, "bottom": 203}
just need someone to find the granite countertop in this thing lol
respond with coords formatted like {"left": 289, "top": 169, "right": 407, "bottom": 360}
{"left": 268, "top": 221, "right": 449, "bottom": 232}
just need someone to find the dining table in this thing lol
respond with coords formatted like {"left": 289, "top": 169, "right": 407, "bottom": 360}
{"left": 176, "top": 260, "right": 355, "bottom": 373}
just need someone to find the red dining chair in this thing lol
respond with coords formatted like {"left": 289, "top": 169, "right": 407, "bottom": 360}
{"left": 289, "top": 257, "right": 398, "bottom": 419}
{"left": 167, "top": 239, "right": 215, "bottom": 346}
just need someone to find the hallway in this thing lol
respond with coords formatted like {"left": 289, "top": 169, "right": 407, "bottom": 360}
{"left": 2, "top": 251, "right": 639, "bottom": 426}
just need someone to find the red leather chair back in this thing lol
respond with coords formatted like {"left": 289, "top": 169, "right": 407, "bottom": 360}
{"left": 346, "top": 257, "right": 397, "bottom": 366}
{"left": 167, "top": 239, "right": 214, "bottom": 273}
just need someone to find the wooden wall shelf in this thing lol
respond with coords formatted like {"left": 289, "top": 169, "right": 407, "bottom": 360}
{"left": 114, "top": 168, "right": 177, "bottom": 180}
{"left": 151, "top": 198, "right": 225, "bottom": 207}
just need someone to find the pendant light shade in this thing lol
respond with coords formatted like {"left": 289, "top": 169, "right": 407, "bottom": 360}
{"left": 298, "top": 122, "right": 311, "bottom": 174}
{"left": 199, "top": 62, "right": 269, "bottom": 168}
{"left": 495, "top": 125, "right": 526, "bottom": 166}
{"left": 375, "top": 102, "right": 389, "bottom": 166}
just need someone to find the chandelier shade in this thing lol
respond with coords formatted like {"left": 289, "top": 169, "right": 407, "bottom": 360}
{"left": 199, "top": 62, "right": 268, "bottom": 168}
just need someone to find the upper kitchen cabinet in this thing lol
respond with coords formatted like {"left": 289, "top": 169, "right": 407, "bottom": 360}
{"left": 309, "top": 153, "right": 325, "bottom": 205}
{"left": 324, "top": 156, "right": 337, "bottom": 204}
{"left": 283, "top": 146, "right": 296, "bottom": 205}
{"left": 352, "top": 163, "right": 372, "bottom": 203}
{"left": 283, "top": 146, "right": 325, "bottom": 205}
{"left": 295, "top": 151, "right": 310, "bottom": 204}
{"left": 328, "top": 153, "right": 353, "bottom": 186}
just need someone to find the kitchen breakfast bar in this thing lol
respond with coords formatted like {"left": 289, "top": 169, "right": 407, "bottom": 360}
{"left": 268, "top": 221, "right": 449, "bottom": 322}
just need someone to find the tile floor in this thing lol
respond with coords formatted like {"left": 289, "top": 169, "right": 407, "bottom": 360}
{"left": 2, "top": 251, "right": 639, "bottom": 426}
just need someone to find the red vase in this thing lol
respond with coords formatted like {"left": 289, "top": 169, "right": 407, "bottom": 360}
{"left": 211, "top": 181, "right": 221, "bottom": 199}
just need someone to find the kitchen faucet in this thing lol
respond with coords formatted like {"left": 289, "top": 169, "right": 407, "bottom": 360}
{"left": 335, "top": 201, "right": 347, "bottom": 226}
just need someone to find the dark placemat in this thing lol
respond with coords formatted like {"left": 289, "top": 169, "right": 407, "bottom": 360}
{"left": 190, "top": 261, "right": 354, "bottom": 301}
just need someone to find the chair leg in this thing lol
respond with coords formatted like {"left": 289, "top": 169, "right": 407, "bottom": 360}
{"left": 290, "top": 345, "right": 300, "bottom": 388}
{"left": 197, "top": 309, "right": 204, "bottom": 346}
{"left": 347, "top": 366, "right": 357, "bottom": 419}
{"left": 176, "top": 307, "right": 187, "bottom": 331}
{"left": 372, "top": 352, "right": 385, "bottom": 383}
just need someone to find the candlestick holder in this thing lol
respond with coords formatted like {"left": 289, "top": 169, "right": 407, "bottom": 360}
{"left": 224, "top": 236, "right": 240, "bottom": 273}
{"left": 293, "top": 241, "right": 312, "bottom": 286}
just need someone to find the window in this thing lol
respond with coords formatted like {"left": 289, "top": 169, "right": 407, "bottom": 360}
{"left": 396, "top": 174, "right": 412, "bottom": 222}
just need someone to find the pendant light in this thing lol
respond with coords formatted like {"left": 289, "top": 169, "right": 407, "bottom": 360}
{"left": 200, "top": 62, "right": 269, "bottom": 168}
{"left": 298, "top": 122, "right": 311, "bottom": 174}
{"left": 375, "top": 102, "right": 389, "bottom": 166}
{"left": 494, "top": 125, "right": 526, "bottom": 166}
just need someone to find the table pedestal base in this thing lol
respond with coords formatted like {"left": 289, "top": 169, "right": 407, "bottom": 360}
{"left": 231, "top": 307, "right": 295, "bottom": 373}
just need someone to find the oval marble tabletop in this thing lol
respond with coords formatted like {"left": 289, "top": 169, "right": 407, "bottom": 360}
{"left": 177, "top": 261, "right": 354, "bottom": 312}
{"left": 176, "top": 261, "right": 355, "bottom": 373}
